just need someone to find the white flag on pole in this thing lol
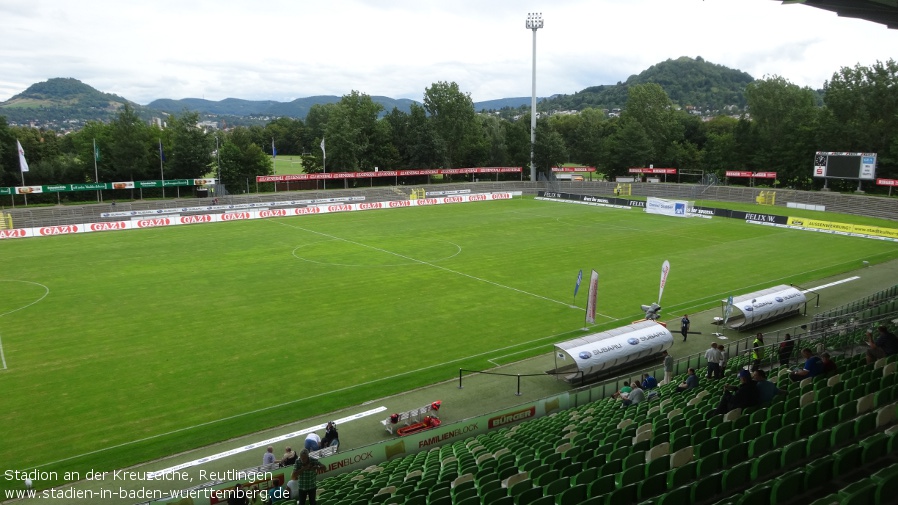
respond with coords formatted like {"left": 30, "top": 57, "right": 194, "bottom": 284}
{"left": 17, "top": 140, "right": 29, "bottom": 173}
{"left": 585, "top": 270, "right": 599, "bottom": 325}
{"left": 320, "top": 138, "right": 326, "bottom": 159}
{"left": 658, "top": 260, "right": 671, "bottom": 305}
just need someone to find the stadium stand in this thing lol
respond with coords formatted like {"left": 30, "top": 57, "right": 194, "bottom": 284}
{"left": 308, "top": 321, "right": 898, "bottom": 505}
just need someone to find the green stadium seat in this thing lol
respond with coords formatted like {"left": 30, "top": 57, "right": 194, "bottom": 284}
{"left": 605, "top": 483, "right": 638, "bottom": 505}
{"left": 481, "top": 487, "right": 506, "bottom": 504}
{"left": 780, "top": 440, "right": 807, "bottom": 468}
{"left": 659, "top": 485, "right": 691, "bottom": 505}
{"left": 833, "top": 446, "right": 863, "bottom": 478}
{"left": 838, "top": 480, "right": 877, "bottom": 505}
{"left": 769, "top": 469, "right": 805, "bottom": 505}
{"left": 855, "top": 412, "right": 877, "bottom": 437}
{"left": 818, "top": 408, "right": 840, "bottom": 430}
{"left": 748, "top": 432, "right": 774, "bottom": 457}
{"left": 637, "top": 474, "right": 667, "bottom": 501}
{"left": 667, "top": 461, "right": 697, "bottom": 490}
{"left": 533, "top": 469, "right": 559, "bottom": 487}
{"left": 803, "top": 456, "right": 835, "bottom": 494}
{"left": 740, "top": 422, "right": 762, "bottom": 443}
{"left": 697, "top": 451, "right": 724, "bottom": 478}
{"left": 556, "top": 483, "right": 588, "bottom": 505}
{"left": 587, "top": 475, "right": 615, "bottom": 499}
{"left": 860, "top": 432, "right": 889, "bottom": 464}
{"left": 515, "top": 486, "right": 543, "bottom": 505}
{"left": 691, "top": 472, "right": 722, "bottom": 503}
{"left": 721, "top": 461, "right": 752, "bottom": 493}
{"left": 736, "top": 482, "right": 772, "bottom": 505}
{"left": 762, "top": 416, "right": 782, "bottom": 435}
{"left": 751, "top": 449, "right": 781, "bottom": 480}
{"left": 571, "top": 467, "right": 598, "bottom": 487}
{"left": 831, "top": 421, "right": 855, "bottom": 447}
{"left": 543, "top": 476, "right": 570, "bottom": 498}
{"left": 807, "top": 429, "right": 832, "bottom": 457}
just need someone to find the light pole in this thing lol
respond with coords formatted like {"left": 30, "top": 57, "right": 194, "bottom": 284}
{"left": 526, "top": 12, "right": 543, "bottom": 183}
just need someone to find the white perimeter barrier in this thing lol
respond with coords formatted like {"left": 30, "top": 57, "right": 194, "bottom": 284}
{"left": 0, "top": 192, "right": 521, "bottom": 240}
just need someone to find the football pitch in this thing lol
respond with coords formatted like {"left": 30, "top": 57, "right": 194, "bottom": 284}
{"left": 1, "top": 196, "right": 896, "bottom": 488}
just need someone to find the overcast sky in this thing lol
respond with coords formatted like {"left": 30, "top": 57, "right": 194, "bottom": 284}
{"left": 1, "top": 0, "right": 895, "bottom": 106}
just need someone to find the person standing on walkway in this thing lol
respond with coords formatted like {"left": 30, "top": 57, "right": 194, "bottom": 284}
{"left": 681, "top": 315, "right": 691, "bottom": 342}
{"left": 662, "top": 350, "right": 674, "bottom": 385}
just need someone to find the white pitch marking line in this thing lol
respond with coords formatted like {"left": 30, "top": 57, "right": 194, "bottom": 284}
{"left": 275, "top": 220, "right": 607, "bottom": 314}
{"left": 149, "top": 406, "right": 387, "bottom": 478}
{"left": 802, "top": 276, "right": 861, "bottom": 293}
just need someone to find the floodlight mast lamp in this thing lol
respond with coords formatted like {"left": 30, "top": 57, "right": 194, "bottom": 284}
{"left": 526, "top": 12, "right": 543, "bottom": 183}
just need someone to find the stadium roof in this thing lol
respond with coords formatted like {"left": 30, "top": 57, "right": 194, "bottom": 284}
{"left": 780, "top": 0, "right": 898, "bottom": 29}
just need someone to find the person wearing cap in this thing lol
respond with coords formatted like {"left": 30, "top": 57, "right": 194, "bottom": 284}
{"left": 293, "top": 449, "right": 324, "bottom": 505}
{"left": 712, "top": 369, "right": 759, "bottom": 415}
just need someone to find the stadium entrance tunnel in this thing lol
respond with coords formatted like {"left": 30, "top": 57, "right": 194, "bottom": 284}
{"left": 723, "top": 285, "right": 807, "bottom": 331}
{"left": 551, "top": 320, "right": 673, "bottom": 385}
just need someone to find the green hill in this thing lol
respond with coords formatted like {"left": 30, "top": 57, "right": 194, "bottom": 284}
{"left": 149, "top": 95, "right": 421, "bottom": 118}
{"left": 540, "top": 56, "right": 755, "bottom": 112}
{"left": 0, "top": 77, "right": 141, "bottom": 124}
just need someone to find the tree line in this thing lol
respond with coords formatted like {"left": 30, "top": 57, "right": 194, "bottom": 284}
{"left": 1, "top": 60, "right": 896, "bottom": 202}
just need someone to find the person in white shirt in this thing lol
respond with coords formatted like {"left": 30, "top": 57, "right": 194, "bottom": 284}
{"left": 304, "top": 432, "right": 321, "bottom": 452}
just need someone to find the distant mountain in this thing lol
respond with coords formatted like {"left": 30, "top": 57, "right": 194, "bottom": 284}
{"left": 0, "top": 77, "right": 138, "bottom": 124}
{"left": 148, "top": 95, "right": 421, "bottom": 118}
{"left": 539, "top": 56, "right": 755, "bottom": 112}
{"left": 0, "top": 58, "right": 759, "bottom": 129}
{"left": 473, "top": 97, "right": 535, "bottom": 111}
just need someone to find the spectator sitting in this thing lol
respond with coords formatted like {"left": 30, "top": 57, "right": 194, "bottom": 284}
{"left": 278, "top": 447, "right": 297, "bottom": 468}
{"left": 642, "top": 373, "right": 658, "bottom": 390}
{"left": 790, "top": 348, "right": 823, "bottom": 382}
{"left": 713, "top": 369, "right": 760, "bottom": 416}
{"left": 322, "top": 421, "right": 339, "bottom": 449}
{"left": 676, "top": 368, "right": 699, "bottom": 393}
{"left": 867, "top": 326, "right": 898, "bottom": 363}
{"left": 285, "top": 471, "right": 298, "bottom": 502}
{"left": 821, "top": 353, "right": 837, "bottom": 375}
{"left": 622, "top": 382, "right": 645, "bottom": 407}
{"left": 865, "top": 329, "right": 886, "bottom": 364}
{"left": 752, "top": 369, "right": 786, "bottom": 404}
{"left": 612, "top": 383, "right": 633, "bottom": 400}
{"left": 262, "top": 446, "right": 276, "bottom": 469}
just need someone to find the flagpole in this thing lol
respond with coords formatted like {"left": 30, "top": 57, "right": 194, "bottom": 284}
{"left": 93, "top": 139, "right": 101, "bottom": 203}
{"left": 321, "top": 138, "right": 326, "bottom": 190}
{"left": 159, "top": 138, "right": 165, "bottom": 199}
{"left": 17, "top": 139, "right": 28, "bottom": 206}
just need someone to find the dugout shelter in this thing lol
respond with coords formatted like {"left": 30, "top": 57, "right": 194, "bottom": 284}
{"left": 722, "top": 284, "right": 808, "bottom": 331}
{"left": 551, "top": 320, "right": 673, "bottom": 385}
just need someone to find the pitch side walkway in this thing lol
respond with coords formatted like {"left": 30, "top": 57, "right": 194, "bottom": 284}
{"left": 14, "top": 259, "right": 898, "bottom": 504}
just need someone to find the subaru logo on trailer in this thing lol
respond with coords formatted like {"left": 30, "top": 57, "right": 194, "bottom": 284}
{"left": 579, "top": 351, "right": 592, "bottom": 360}
{"left": 627, "top": 338, "right": 640, "bottom": 346}
{"left": 775, "top": 297, "right": 784, "bottom": 303}
{"left": 743, "top": 306, "right": 753, "bottom": 312}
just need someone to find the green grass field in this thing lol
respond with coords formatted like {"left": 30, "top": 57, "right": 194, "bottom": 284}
{"left": 1, "top": 196, "right": 897, "bottom": 489}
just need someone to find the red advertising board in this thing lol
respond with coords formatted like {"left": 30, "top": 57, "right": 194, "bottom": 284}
{"left": 257, "top": 167, "right": 521, "bottom": 183}
{"left": 726, "top": 171, "right": 776, "bottom": 179}
{"left": 876, "top": 178, "right": 898, "bottom": 186}
{"left": 552, "top": 166, "right": 597, "bottom": 172}
{"left": 628, "top": 168, "right": 677, "bottom": 174}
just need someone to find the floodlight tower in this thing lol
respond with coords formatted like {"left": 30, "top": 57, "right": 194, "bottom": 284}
{"left": 526, "top": 12, "right": 543, "bottom": 183}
